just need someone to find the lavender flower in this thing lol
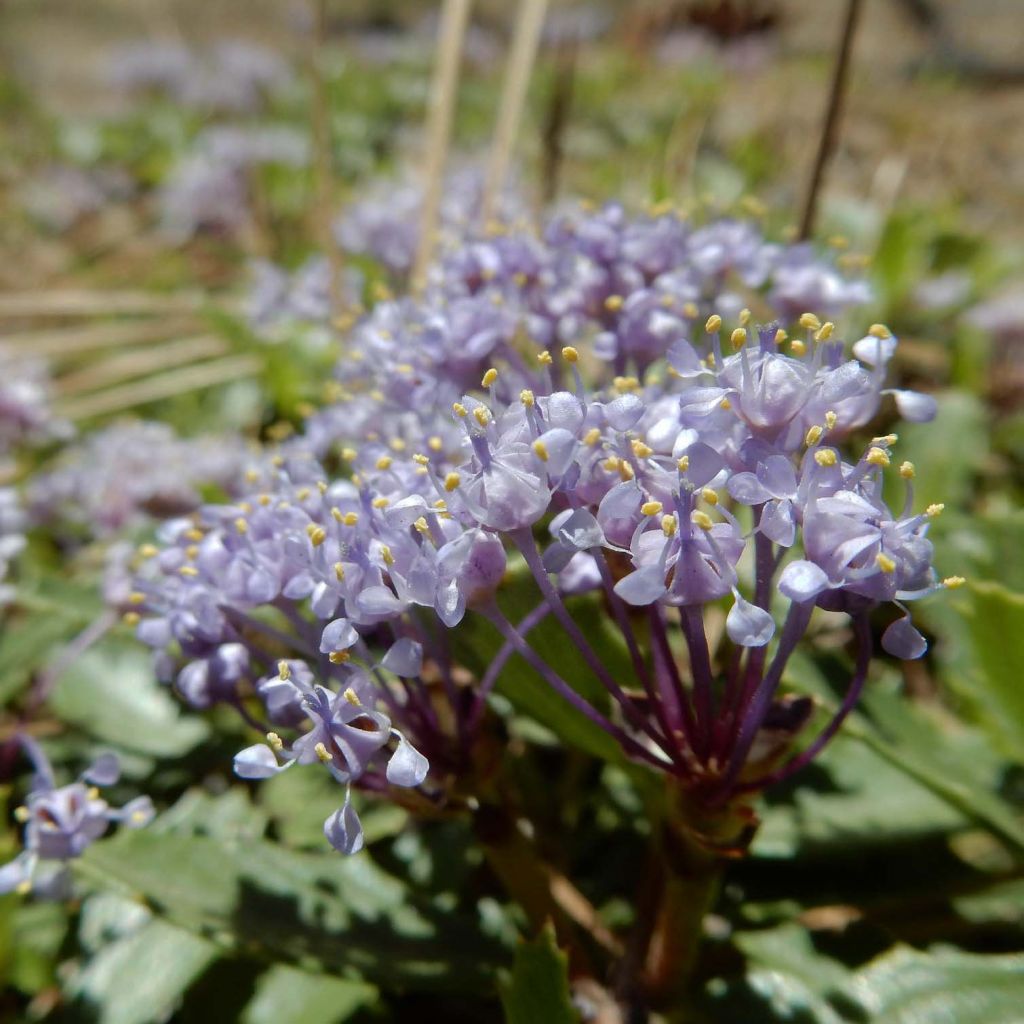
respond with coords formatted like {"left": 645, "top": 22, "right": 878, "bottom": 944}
{"left": 0, "top": 739, "right": 153, "bottom": 898}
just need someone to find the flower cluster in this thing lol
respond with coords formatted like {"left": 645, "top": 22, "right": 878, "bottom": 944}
{"left": 108, "top": 38, "right": 292, "bottom": 114}
{"left": 129, "top": 202, "right": 952, "bottom": 853}
{"left": 0, "top": 739, "right": 153, "bottom": 898}
{"left": 28, "top": 420, "right": 256, "bottom": 540}
{"left": 160, "top": 125, "right": 308, "bottom": 241}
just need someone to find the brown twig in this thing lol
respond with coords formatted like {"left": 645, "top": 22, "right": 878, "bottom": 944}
{"left": 797, "top": 0, "right": 864, "bottom": 241}
{"left": 540, "top": 41, "right": 577, "bottom": 208}
{"left": 308, "top": 0, "right": 345, "bottom": 312}
{"left": 412, "top": 0, "right": 474, "bottom": 292}
{"left": 481, "top": 0, "right": 550, "bottom": 225}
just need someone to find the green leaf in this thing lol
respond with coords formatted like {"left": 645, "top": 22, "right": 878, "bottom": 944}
{"left": 725, "top": 923, "right": 849, "bottom": 1024}
{"left": 454, "top": 566, "right": 630, "bottom": 766}
{"left": 888, "top": 391, "right": 986, "bottom": 511}
{"left": 843, "top": 946, "right": 1024, "bottom": 1023}
{"left": 499, "top": 923, "right": 578, "bottom": 1024}
{"left": 954, "top": 581, "right": 1024, "bottom": 764}
{"left": 67, "top": 917, "right": 217, "bottom": 1024}
{"left": 242, "top": 966, "right": 376, "bottom": 1024}
{"left": 781, "top": 655, "right": 1024, "bottom": 858}
{"left": 50, "top": 641, "right": 208, "bottom": 758}
{"left": 74, "top": 828, "right": 503, "bottom": 991}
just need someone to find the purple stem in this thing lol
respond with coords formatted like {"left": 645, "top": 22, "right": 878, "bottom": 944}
{"left": 466, "top": 599, "right": 551, "bottom": 733}
{"left": 717, "top": 600, "right": 815, "bottom": 796}
{"left": 481, "top": 603, "right": 669, "bottom": 770}
{"left": 28, "top": 610, "right": 116, "bottom": 711}
{"left": 512, "top": 529, "right": 668, "bottom": 751}
{"left": 678, "top": 605, "right": 716, "bottom": 760}
{"left": 737, "top": 614, "right": 872, "bottom": 791}
{"left": 645, "top": 604, "right": 697, "bottom": 768}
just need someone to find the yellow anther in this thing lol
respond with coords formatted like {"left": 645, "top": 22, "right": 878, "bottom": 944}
{"left": 926, "top": 503, "right": 945, "bottom": 518}
{"left": 332, "top": 561, "right": 346, "bottom": 583}
{"left": 267, "top": 732, "right": 284, "bottom": 751}
{"left": 86, "top": 786, "right": 100, "bottom": 801}
{"left": 372, "top": 497, "right": 389, "bottom": 509}
{"left": 790, "top": 339, "right": 807, "bottom": 356}
{"left": 380, "top": 544, "right": 395, "bottom": 566}
{"left": 278, "top": 660, "right": 291, "bottom": 680}
{"left": 238, "top": 502, "right": 253, "bottom": 514}
{"left": 730, "top": 327, "right": 747, "bottom": 350}
{"left": 561, "top": 346, "right": 579, "bottom": 363}
{"left": 390, "top": 439, "right": 407, "bottom": 452}
{"left": 258, "top": 494, "right": 271, "bottom": 507}
{"left": 444, "top": 472, "right": 461, "bottom": 492}
{"left": 13, "top": 806, "right": 29, "bottom": 823}
{"left": 805, "top": 425, "right": 824, "bottom": 446}
{"left": 774, "top": 328, "right": 788, "bottom": 345}
{"left": 270, "top": 455, "right": 284, "bottom": 468}
{"left": 866, "top": 447, "right": 891, "bottom": 468}
{"left": 520, "top": 389, "right": 535, "bottom": 407}
{"left": 705, "top": 352, "right": 716, "bottom": 368}
{"left": 701, "top": 487, "right": 719, "bottom": 506}
{"left": 138, "top": 544, "right": 158, "bottom": 559}
{"left": 691, "top": 510, "right": 714, "bottom": 531}
{"left": 617, "top": 459, "right": 636, "bottom": 481}
{"left": 230, "top": 516, "right": 247, "bottom": 536}
{"left": 343, "top": 687, "right": 361, "bottom": 706}
{"left": 15, "top": 880, "right": 31, "bottom": 896}
{"left": 307, "top": 524, "right": 327, "bottom": 547}
{"left": 482, "top": 367, "right": 498, "bottom": 387}
{"left": 868, "top": 323, "right": 891, "bottom": 339}
{"left": 122, "top": 611, "right": 140, "bottom": 626}
{"left": 583, "top": 427, "right": 601, "bottom": 446}
{"left": 537, "top": 350, "right": 553, "bottom": 366}
{"left": 815, "top": 321, "right": 835, "bottom": 342}
{"left": 682, "top": 301, "right": 699, "bottom": 318}
{"left": 245, "top": 468, "right": 260, "bottom": 484}
{"left": 314, "top": 742, "right": 332, "bottom": 764}
{"left": 376, "top": 455, "right": 393, "bottom": 471}
{"left": 329, "top": 650, "right": 351, "bottom": 664}
{"left": 943, "top": 575, "right": 966, "bottom": 589}
{"left": 428, "top": 435, "right": 444, "bottom": 452}
{"left": 739, "top": 308, "right": 752, "bottom": 326}
{"left": 641, "top": 500, "right": 663, "bottom": 516}
{"left": 661, "top": 513, "right": 678, "bottom": 536}
{"left": 453, "top": 402, "right": 468, "bottom": 418}
{"left": 413, "top": 517, "right": 431, "bottom": 534}
{"left": 815, "top": 449, "right": 838, "bottom": 467}
{"left": 614, "top": 376, "right": 640, "bottom": 392}
{"left": 604, "top": 294, "right": 624, "bottom": 312}
{"left": 296, "top": 487, "right": 312, "bottom": 501}
{"left": 185, "top": 528, "right": 204, "bottom": 542}
{"left": 720, "top": 398, "right": 732, "bottom": 411}
{"left": 601, "top": 456, "right": 620, "bottom": 473}
{"left": 128, "top": 591, "right": 146, "bottom": 606}
{"left": 900, "top": 461, "right": 916, "bottom": 479}
{"left": 473, "top": 406, "right": 491, "bottom": 428}
{"left": 341, "top": 447, "right": 358, "bottom": 462}
{"left": 185, "top": 545, "right": 199, "bottom": 561}
{"left": 179, "top": 566, "right": 199, "bottom": 577}
{"left": 532, "top": 439, "right": 550, "bottom": 462}
{"left": 705, "top": 314, "right": 722, "bottom": 333}
{"left": 825, "top": 410, "right": 838, "bottom": 429}
{"left": 631, "top": 439, "right": 654, "bottom": 459}
{"left": 328, "top": 507, "right": 342, "bottom": 523}
{"left": 413, "top": 453, "right": 430, "bottom": 466}
{"left": 799, "top": 312, "right": 822, "bottom": 331}
{"left": 677, "top": 455, "right": 690, "bottom": 472}
{"left": 875, "top": 553, "right": 897, "bottom": 574}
